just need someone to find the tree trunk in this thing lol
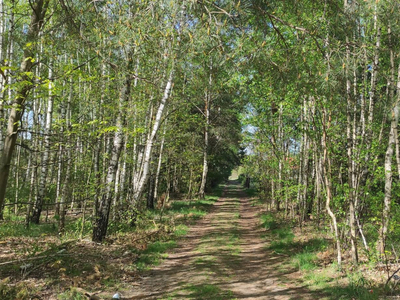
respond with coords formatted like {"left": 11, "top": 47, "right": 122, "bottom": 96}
{"left": 345, "top": 34, "right": 359, "bottom": 264}
{"left": 25, "top": 71, "right": 41, "bottom": 228}
{"left": 376, "top": 59, "right": 400, "bottom": 256}
{"left": 322, "top": 108, "right": 342, "bottom": 267}
{"left": 199, "top": 63, "right": 212, "bottom": 199}
{"left": 154, "top": 123, "right": 166, "bottom": 202}
{"left": 147, "top": 173, "right": 155, "bottom": 209}
{"left": 32, "top": 59, "right": 53, "bottom": 224}
{"left": 92, "top": 73, "right": 131, "bottom": 242}
{"left": 58, "top": 147, "right": 71, "bottom": 234}
{"left": 0, "top": 0, "right": 4, "bottom": 153}
{"left": 58, "top": 77, "right": 73, "bottom": 234}
{"left": 0, "top": 0, "right": 49, "bottom": 219}
{"left": 132, "top": 70, "right": 174, "bottom": 204}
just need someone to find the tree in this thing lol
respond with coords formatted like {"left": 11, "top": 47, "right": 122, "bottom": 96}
{"left": 0, "top": 0, "right": 50, "bottom": 219}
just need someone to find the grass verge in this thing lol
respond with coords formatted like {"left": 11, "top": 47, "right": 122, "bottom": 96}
{"left": 260, "top": 211, "right": 382, "bottom": 300}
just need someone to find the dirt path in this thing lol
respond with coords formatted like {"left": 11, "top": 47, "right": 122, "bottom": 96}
{"left": 123, "top": 181, "right": 316, "bottom": 300}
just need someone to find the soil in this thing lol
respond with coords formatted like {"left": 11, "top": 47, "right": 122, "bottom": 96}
{"left": 113, "top": 181, "right": 318, "bottom": 300}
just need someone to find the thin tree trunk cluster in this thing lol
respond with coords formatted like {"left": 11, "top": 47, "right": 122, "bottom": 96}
{"left": 244, "top": 0, "right": 400, "bottom": 266}
{"left": 0, "top": 0, "right": 243, "bottom": 242}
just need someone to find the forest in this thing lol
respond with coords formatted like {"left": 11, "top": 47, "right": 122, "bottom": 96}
{"left": 1, "top": 0, "right": 400, "bottom": 299}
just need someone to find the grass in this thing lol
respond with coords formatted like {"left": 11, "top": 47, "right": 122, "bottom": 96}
{"left": 260, "top": 212, "right": 278, "bottom": 231}
{"left": 190, "top": 195, "right": 241, "bottom": 282}
{"left": 0, "top": 221, "right": 58, "bottom": 239}
{"left": 57, "top": 288, "right": 87, "bottom": 300}
{"left": 266, "top": 223, "right": 296, "bottom": 255}
{"left": 162, "top": 283, "right": 237, "bottom": 300}
{"left": 174, "top": 224, "right": 189, "bottom": 237}
{"left": 245, "top": 187, "right": 258, "bottom": 197}
{"left": 131, "top": 190, "right": 223, "bottom": 272}
{"left": 169, "top": 198, "right": 217, "bottom": 219}
{"left": 260, "top": 211, "right": 382, "bottom": 300}
{"left": 290, "top": 238, "right": 329, "bottom": 271}
{"left": 304, "top": 268, "right": 380, "bottom": 300}
{"left": 261, "top": 212, "right": 327, "bottom": 268}
{"left": 194, "top": 256, "right": 217, "bottom": 271}
{"left": 292, "top": 252, "right": 318, "bottom": 271}
{"left": 134, "top": 240, "right": 177, "bottom": 271}
{"left": 0, "top": 278, "right": 38, "bottom": 300}
{"left": 184, "top": 283, "right": 236, "bottom": 300}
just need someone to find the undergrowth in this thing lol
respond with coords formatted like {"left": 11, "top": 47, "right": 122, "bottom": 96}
{"left": 0, "top": 278, "right": 38, "bottom": 300}
{"left": 260, "top": 211, "right": 381, "bottom": 300}
{"left": 134, "top": 240, "right": 177, "bottom": 271}
{"left": 57, "top": 288, "right": 87, "bottom": 300}
{"left": 0, "top": 187, "right": 222, "bottom": 299}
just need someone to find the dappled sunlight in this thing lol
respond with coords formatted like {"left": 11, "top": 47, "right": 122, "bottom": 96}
{"left": 120, "top": 181, "right": 318, "bottom": 300}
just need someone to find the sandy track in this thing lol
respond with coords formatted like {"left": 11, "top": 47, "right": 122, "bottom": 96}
{"left": 122, "top": 182, "right": 316, "bottom": 300}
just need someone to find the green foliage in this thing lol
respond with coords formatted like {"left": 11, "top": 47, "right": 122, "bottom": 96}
{"left": 0, "top": 221, "right": 57, "bottom": 239}
{"left": 134, "top": 240, "right": 177, "bottom": 271}
{"left": 169, "top": 198, "right": 217, "bottom": 220}
{"left": 268, "top": 229, "right": 295, "bottom": 255}
{"left": 173, "top": 224, "right": 189, "bottom": 237}
{"left": 64, "top": 217, "right": 93, "bottom": 239}
{"left": 161, "top": 283, "right": 236, "bottom": 300}
{"left": 183, "top": 284, "right": 235, "bottom": 300}
{"left": 57, "top": 288, "right": 86, "bottom": 300}
{"left": 261, "top": 211, "right": 382, "bottom": 298}
{"left": 2, "top": 1, "right": 399, "bottom": 299}
{"left": 319, "top": 272, "right": 379, "bottom": 300}
{"left": 260, "top": 213, "right": 278, "bottom": 231}
{"left": 0, "top": 278, "right": 37, "bottom": 300}
{"left": 292, "top": 252, "right": 318, "bottom": 271}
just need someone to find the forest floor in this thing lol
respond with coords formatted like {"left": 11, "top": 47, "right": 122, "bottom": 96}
{"left": 1, "top": 180, "right": 395, "bottom": 299}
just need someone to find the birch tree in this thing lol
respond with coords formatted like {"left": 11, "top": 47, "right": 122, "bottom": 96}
{"left": 0, "top": 0, "right": 50, "bottom": 218}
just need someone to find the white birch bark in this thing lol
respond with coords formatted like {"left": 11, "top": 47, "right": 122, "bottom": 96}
{"left": 377, "top": 56, "right": 400, "bottom": 256}
{"left": 58, "top": 148, "right": 71, "bottom": 234}
{"left": 112, "top": 161, "right": 121, "bottom": 220}
{"left": 0, "top": 0, "right": 50, "bottom": 219}
{"left": 199, "top": 64, "right": 212, "bottom": 198}
{"left": 367, "top": 3, "right": 380, "bottom": 129}
{"left": 118, "top": 136, "right": 129, "bottom": 206}
{"left": 92, "top": 71, "right": 131, "bottom": 242}
{"left": 154, "top": 123, "right": 167, "bottom": 201}
{"left": 297, "top": 101, "right": 304, "bottom": 217}
{"left": 26, "top": 60, "right": 41, "bottom": 227}
{"left": 322, "top": 110, "right": 342, "bottom": 267}
{"left": 55, "top": 65, "right": 68, "bottom": 215}
{"left": 132, "top": 70, "right": 174, "bottom": 204}
{"left": 302, "top": 101, "right": 310, "bottom": 220}
{"left": 277, "top": 104, "right": 283, "bottom": 212}
{"left": 345, "top": 30, "right": 358, "bottom": 264}
{"left": 199, "top": 95, "right": 209, "bottom": 199}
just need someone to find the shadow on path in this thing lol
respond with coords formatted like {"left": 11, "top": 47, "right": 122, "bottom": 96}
{"left": 123, "top": 180, "right": 317, "bottom": 300}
